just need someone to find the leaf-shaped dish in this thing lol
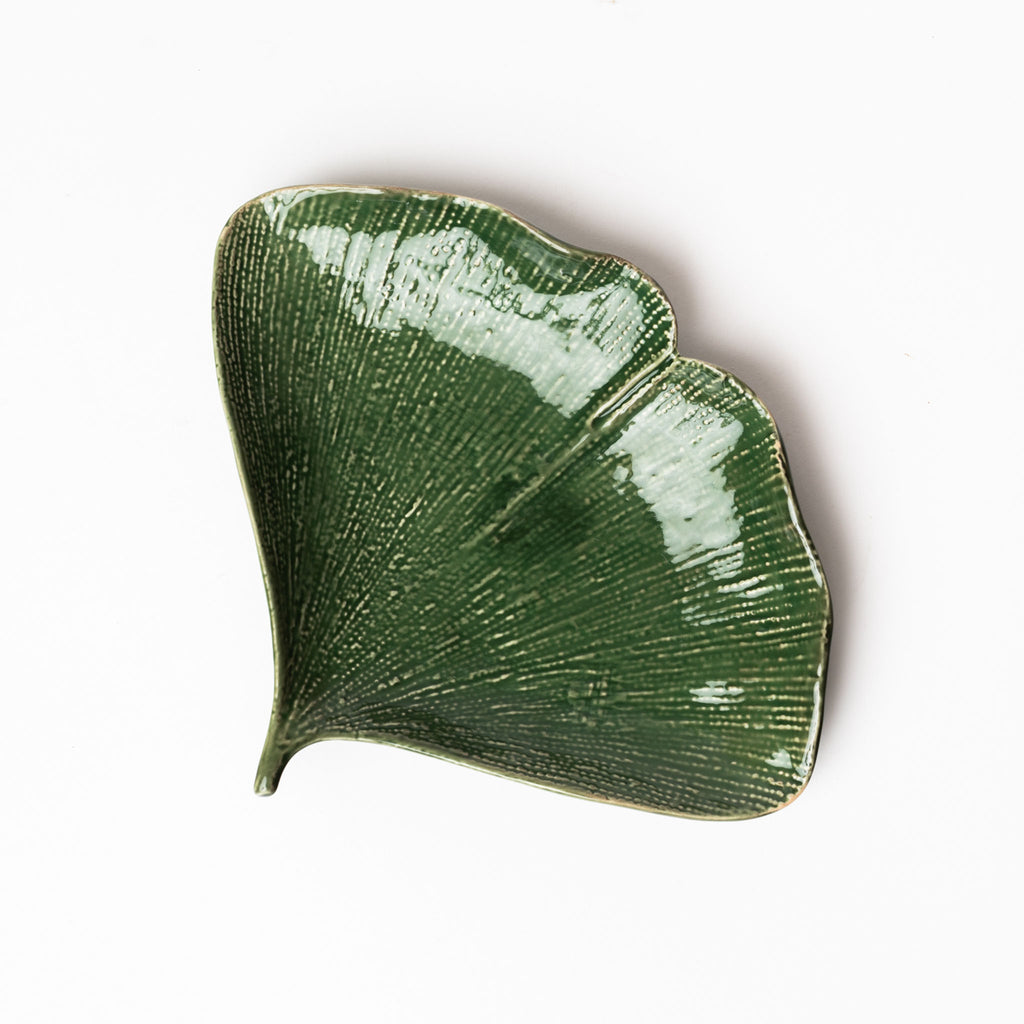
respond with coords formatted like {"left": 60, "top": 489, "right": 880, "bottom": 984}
{"left": 214, "top": 186, "right": 830, "bottom": 820}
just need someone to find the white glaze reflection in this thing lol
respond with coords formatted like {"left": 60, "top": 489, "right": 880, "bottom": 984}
{"left": 269, "top": 206, "right": 648, "bottom": 416}
{"left": 608, "top": 387, "right": 744, "bottom": 570}
{"left": 690, "top": 681, "right": 745, "bottom": 705}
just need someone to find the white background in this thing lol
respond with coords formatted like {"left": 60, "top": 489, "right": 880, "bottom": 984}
{"left": 3, "top": 1, "right": 1021, "bottom": 1020}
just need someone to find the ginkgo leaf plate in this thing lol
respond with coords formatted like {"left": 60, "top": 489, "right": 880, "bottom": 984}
{"left": 214, "top": 185, "right": 831, "bottom": 820}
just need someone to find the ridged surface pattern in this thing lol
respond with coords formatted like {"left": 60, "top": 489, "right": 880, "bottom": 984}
{"left": 214, "top": 186, "right": 831, "bottom": 819}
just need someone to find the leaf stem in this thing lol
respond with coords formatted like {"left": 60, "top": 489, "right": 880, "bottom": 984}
{"left": 254, "top": 715, "right": 293, "bottom": 795}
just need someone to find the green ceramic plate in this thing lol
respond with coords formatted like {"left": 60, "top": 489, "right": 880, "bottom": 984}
{"left": 214, "top": 185, "right": 831, "bottom": 820}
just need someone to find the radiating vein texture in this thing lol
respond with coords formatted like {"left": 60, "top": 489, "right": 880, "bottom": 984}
{"left": 214, "top": 185, "right": 831, "bottom": 819}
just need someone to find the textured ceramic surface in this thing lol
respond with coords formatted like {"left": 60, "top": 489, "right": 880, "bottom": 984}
{"left": 214, "top": 185, "right": 831, "bottom": 819}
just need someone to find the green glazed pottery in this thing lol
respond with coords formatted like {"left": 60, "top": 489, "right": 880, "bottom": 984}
{"left": 214, "top": 185, "right": 831, "bottom": 819}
